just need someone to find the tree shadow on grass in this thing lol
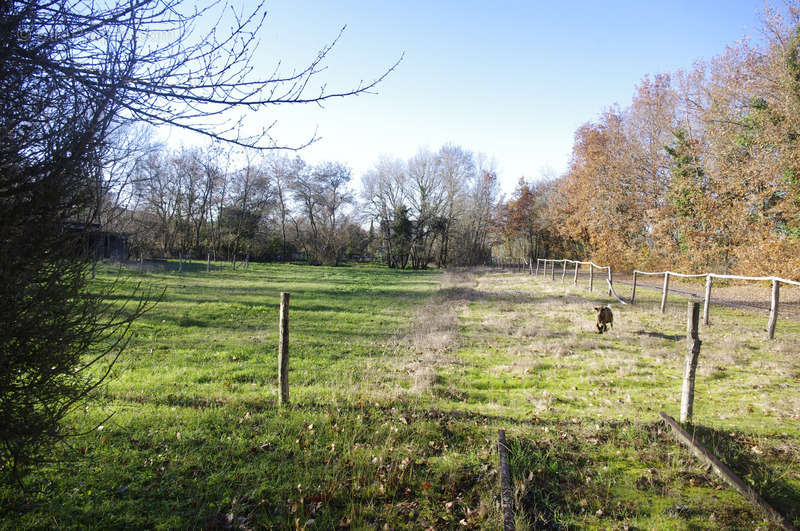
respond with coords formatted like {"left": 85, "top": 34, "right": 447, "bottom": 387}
{"left": 689, "top": 424, "right": 800, "bottom": 524}
{"left": 506, "top": 436, "right": 581, "bottom": 529}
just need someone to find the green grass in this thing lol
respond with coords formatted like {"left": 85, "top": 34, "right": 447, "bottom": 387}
{"left": 1, "top": 263, "right": 798, "bottom": 529}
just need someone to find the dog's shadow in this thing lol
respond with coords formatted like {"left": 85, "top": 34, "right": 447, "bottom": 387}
{"left": 634, "top": 329, "right": 682, "bottom": 341}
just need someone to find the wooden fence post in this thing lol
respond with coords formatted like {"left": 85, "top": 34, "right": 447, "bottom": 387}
{"left": 207, "top": 252, "right": 211, "bottom": 273}
{"left": 589, "top": 264, "right": 593, "bottom": 292}
{"left": 550, "top": 260, "right": 555, "bottom": 281}
{"left": 497, "top": 429, "right": 514, "bottom": 531}
{"left": 660, "top": 272, "right": 670, "bottom": 314}
{"left": 631, "top": 271, "right": 638, "bottom": 304}
{"left": 573, "top": 262, "right": 579, "bottom": 285}
{"left": 681, "top": 302, "right": 702, "bottom": 424}
{"left": 703, "top": 275, "right": 712, "bottom": 325}
{"left": 535, "top": 259, "right": 540, "bottom": 276}
{"left": 561, "top": 260, "right": 566, "bottom": 282}
{"left": 607, "top": 267, "right": 613, "bottom": 297}
{"left": 278, "top": 292, "right": 291, "bottom": 406}
{"left": 768, "top": 279, "right": 780, "bottom": 340}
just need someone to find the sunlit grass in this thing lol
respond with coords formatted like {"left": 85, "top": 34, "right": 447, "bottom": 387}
{"left": 1, "top": 263, "right": 798, "bottom": 529}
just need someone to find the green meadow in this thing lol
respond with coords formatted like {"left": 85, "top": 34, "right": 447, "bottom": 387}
{"left": 2, "top": 263, "right": 798, "bottom": 529}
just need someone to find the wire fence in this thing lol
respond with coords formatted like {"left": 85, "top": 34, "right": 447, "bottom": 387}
{"left": 490, "top": 256, "right": 800, "bottom": 339}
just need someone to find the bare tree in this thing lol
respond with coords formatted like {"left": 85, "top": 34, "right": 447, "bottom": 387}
{"left": 406, "top": 150, "right": 445, "bottom": 269}
{"left": 435, "top": 145, "right": 473, "bottom": 267}
{"left": 224, "top": 156, "right": 274, "bottom": 266}
{"left": 361, "top": 157, "right": 407, "bottom": 266}
{"left": 264, "top": 154, "right": 304, "bottom": 261}
{"left": 291, "top": 161, "right": 353, "bottom": 265}
{"left": 132, "top": 149, "right": 180, "bottom": 257}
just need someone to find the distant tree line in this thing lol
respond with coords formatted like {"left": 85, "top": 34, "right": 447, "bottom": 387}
{"left": 361, "top": 146, "right": 499, "bottom": 268}
{"left": 107, "top": 144, "right": 368, "bottom": 267}
{"left": 105, "top": 143, "right": 502, "bottom": 268}
{"left": 102, "top": 6, "right": 800, "bottom": 278}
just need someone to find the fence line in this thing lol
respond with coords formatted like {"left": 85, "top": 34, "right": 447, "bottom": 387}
{"left": 522, "top": 257, "right": 797, "bottom": 339}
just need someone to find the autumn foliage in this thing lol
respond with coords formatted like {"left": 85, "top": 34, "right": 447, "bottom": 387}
{"left": 499, "top": 5, "right": 800, "bottom": 279}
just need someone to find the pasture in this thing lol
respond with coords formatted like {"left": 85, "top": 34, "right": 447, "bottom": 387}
{"left": 1, "top": 263, "right": 798, "bottom": 529}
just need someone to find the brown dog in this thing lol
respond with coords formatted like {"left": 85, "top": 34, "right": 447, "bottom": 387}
{"left": 594, "top": 306, "right": 613, "bottom": 334}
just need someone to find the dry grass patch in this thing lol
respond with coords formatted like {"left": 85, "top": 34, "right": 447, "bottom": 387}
{"left": 398, "top": 270, "right": 480, "bottom": 395}
{"left": 772, "top": 338, "right": 800, "bottom": 356}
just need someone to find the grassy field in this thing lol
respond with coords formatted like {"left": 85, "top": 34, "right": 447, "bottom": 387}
{"left": 1, "top": 262, "right": 799, "bottom": 529}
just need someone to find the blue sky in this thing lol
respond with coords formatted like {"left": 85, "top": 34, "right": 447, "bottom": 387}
{"left": 164, "top": 1, "right": 771, "bottom": 195}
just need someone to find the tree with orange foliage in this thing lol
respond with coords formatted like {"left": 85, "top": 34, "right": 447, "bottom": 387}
{"left": 496, "top": 179, "right": 545, "bottom": 260}
{"left": 551, "top": 109, "right": 647, "bottom": 271}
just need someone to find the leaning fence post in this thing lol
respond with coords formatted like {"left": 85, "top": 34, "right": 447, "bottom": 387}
{"left": 278, "top": 292, "right": 291, "bottom": 406}
{"left": 703, "top": 275, "right": 712, "bottom": 325}
{"left": 660, "top": 272, "right": 670, "bottom": 314}
{"left": 681, "top": 302, "right": 702, "bottom": 424}
{"left": 767, "top": 279, "right": 780, "bottom": 340}
{"left": 631, "top": 271, "right": 638, "bottom": 304}
{"left": 573, "top": 262, "right": 579, "bottom": 285}
{"left": 561, "top": 260, "right": 566, "bottom": 282}
{"left": 589, "top": 264, "right": 594, "bottom": 292}
{"left": 497, "top": 429, "right": 514, "bottom": 531}
{"left": 607, "top": 267, "right": 613, "bottom": 297}
{"left": 660, "top": 412, "right": 795, "bottom": 530}
{"left": 535, "top": 259, "right": 540, "bottom": 276}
